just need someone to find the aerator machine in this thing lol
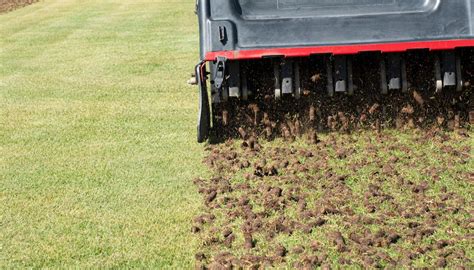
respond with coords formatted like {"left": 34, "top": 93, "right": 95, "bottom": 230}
{"left": 194, "top": 0, "right": 474, "bottom": 142}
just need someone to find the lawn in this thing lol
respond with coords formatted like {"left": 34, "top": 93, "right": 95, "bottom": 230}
{"left": 1, "top": 0, "right": 473, "bottom": 269}
{"left": 0, "top": 0, "right": 205, "bottom": 268}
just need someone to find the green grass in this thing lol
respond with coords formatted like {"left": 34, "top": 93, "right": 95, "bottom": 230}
{"left": 0, "top": 0, "right": 206, "bottom": 268}
{"left": 1, "top": 0, "right": 473, "bottom": 268}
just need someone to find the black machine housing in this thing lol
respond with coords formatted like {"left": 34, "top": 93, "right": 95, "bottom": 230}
{"left": 195, "top": 0, "right": 474, "bottom": 142}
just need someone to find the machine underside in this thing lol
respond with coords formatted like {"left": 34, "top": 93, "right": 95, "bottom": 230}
{"left": 197, "top": 48, "right": 473, "bottom": 142}
{"left": 195, "top": 0, "right": 474, "bottom": 142}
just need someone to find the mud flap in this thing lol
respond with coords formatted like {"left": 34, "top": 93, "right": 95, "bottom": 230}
{"left": 196, "top": 62, "right": 210, "bottom": 143}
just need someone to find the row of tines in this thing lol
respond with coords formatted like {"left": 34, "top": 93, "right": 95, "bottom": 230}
{"left": 211, "top": 50, "right": 465, "bottom": 103}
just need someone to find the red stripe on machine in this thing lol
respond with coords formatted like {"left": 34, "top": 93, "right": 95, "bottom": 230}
{"left": 205, "top": 39, "right": 474, "bottom": 61}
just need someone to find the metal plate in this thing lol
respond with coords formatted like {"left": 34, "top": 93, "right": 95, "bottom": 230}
{"left": 199, "top": 0, "right": 474, "bottom": 59}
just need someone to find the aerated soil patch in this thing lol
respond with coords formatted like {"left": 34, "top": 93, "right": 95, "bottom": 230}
{"left": 193, "top": 129, "right": 473, "bottom": 268}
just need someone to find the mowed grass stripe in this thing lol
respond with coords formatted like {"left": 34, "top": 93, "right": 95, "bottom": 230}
{"left": 1, "top": 0, "right": 205, "bottom": 268}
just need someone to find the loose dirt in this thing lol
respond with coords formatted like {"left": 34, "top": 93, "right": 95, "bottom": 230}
{"left": 194, "top": 129, "right": 472, "bottom": 267}
{"left": 0, "top": 0, "right": 38, "bottom": 13}
{"left": 210, "top": 49, "right": 473, "bottom": 142}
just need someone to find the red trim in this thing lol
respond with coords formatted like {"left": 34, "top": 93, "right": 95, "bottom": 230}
{"left": 205, "top": 39, "right": 474, "bottom": 61}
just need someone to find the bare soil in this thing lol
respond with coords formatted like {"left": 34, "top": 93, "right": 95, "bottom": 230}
{"left": 0, "top": 0, "right": 38, "bottom": 13}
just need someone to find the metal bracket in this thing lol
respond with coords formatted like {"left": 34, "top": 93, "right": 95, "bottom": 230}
{"left": 380, "top": 53, "right": 408, "bottom": 94}
{"left": 327, "top": 55, "right": 353, "bottom": 96}
{"left": 274, "top": 61, "right": 282, "bottom": 99}
{"left": 228, "top": 61, "right": 241, "bottom": 98}
{"left": 196, "top": 61, "right": 211, "bottom": 143}
{"left": 281, "top": 61, "right": 294, "bottom": 95}
{"left": 212, "top": 56, "right": 227, "bottom": 90}
{"left": 434, "top": 51, "right": 463, "bottom": 92}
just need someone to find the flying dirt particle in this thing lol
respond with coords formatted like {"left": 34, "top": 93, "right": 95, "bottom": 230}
{"left": 412, "top": 91, "right": 424, "bottom": 106}
{"left": 395, "top": 117, "right": 404, "bottom": 129}
{"left": 311, "top": 73, "right": 322, "bottom": 82}
{"left": 287, "top": 121, "right": 297, "bottom": 137}
{"left": 369, "top": 103, "right": 380, "bottom": 114}
{"left": 294, "top": 120, "right": 302, "bottom": 137}
{"left": 469, "top": 111, "right": 474, "bottom": 125}
{"left": 222, "top": 110, "right": 229, "bottom": 126}
{"left": 248, "top": 104, "right": 260, "bottom": 125}
{"left": 407, "top": 118, "right": 415, "bottom": 128}
{"left": 338, "top": 112, "right": 350, "bottom": 131}
{"left": 437, "top": 116, "right": 445, "bottom": 126}
{"left": 327, "top": 115, "right": 337, "bottom": 131}
{"left": 263, "top": 112, "right": 271, "bottom": 126}
{"left": 309, "top": 105, "right": 316, "bottom": 122}
{"left": 308, "top": 129, "right": 319, "bottom": 144}
{"left": 281, "top": 124, "right": 294, "bottom": 142}
{"left": 265, "top": 126, "right": 273, "bottom": 139}
{"left": 401, "top": 104, "right": 415, "bottom": 114}
{"left": 238, "top": 127, "right": 247, "bottom": 139}
{"left": 454, "top": 114, "right": 461, "bottom": 129}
